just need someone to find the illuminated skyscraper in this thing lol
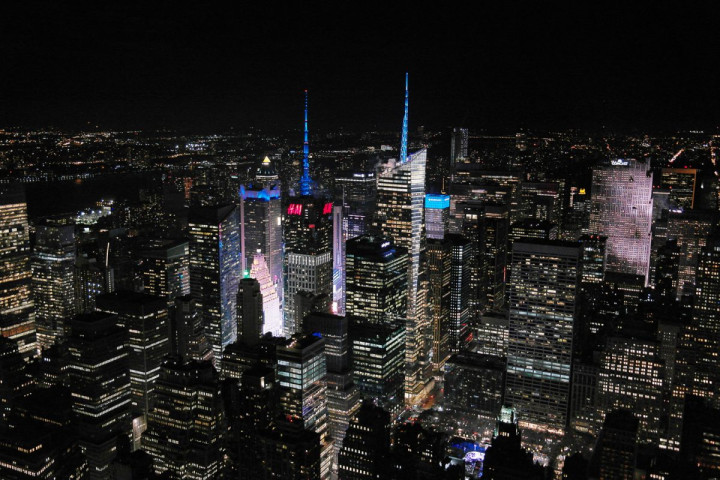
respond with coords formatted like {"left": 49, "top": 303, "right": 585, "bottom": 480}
{"left": 188, "top": 204, "right": 241, "bottom": 366}
{"left": 372, "top": 74, "right": 431, "bottom": 404}
{"left": 450, "top": 127, "right": 469, "bottom": 167}
{"left": 334, "top": 170, "right": 376, "bottom": 240}
{"left": 95, "top": 292, "right": 170, "bottom": 443}
{"left": 249, "top": 253, "right": 282, "bottom": 336}
{"left": 0, "top": 184, "right": 36, "bottom": 360}
{"left": 67, "top": 312, "right": 131, "bottom": 479}
{"left": 31, "top": 219, "right": 75, "bottom": 349}
{"left": 143, "top": 358, "right": 226, "bottom": 479}
{"left": 345, "top": 235, "right": 408, "bottom": 325}
{"left": 277, "top": 334, "right": 333, "bottom": 479}
{"left": 661, "top": 167, "right": 697, "bottom": 210}
{"left": 589, "top": 158, "right": 653, "bottom": 284}
{"left": 425, "top": 194, "right": 450, "bottom": 240}
{"left": 505, "top": 240, "right": 581, "bottom": 433}
{"left": 332, "top": 204, "right": 345, "bottom": 314}
{"left": 283, "top": 196, "right": 333, "bottom": 336}
{"left": 666, "top": 210, "right": 716, "bottom": 297}
{"left": 239, "top": 158, "right": 282, "bottom": 302}
{"left": 137, "top": 238, "right": 190, "bottom": 307}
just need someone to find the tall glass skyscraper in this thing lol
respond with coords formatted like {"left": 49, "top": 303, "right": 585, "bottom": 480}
{"left": 505, "top": 240, "right": 581, "bottom": 434}
{"left": 31, "top": 219, "right": 75, "bottom": 349}
{"left": 0, "top": 185, "right": 36, "bottom": 360}
{"left": 590, "top": 158, "right": 653, "bottom": 284}
{"left": 189, "top": 204, "right": 241, "bottom": 366}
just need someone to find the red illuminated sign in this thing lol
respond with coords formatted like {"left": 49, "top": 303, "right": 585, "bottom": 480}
{"left": 322, "top": 202, "right": 333, "bottom": 215}
{"left": 288, "top": 204, "right": 303, "bottom": 215}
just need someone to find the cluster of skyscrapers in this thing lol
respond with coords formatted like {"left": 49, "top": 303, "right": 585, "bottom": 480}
{"left": 0, "top": 75, "right": 719, "bottom": 480}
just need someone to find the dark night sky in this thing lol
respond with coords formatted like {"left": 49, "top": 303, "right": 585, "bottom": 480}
{"left": 1, "top": 1, "right": 719, "bottom": 132}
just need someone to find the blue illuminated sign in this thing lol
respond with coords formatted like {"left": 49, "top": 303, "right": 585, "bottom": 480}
{"left": 424, "top": 194, "right": 450, "bottom": 209}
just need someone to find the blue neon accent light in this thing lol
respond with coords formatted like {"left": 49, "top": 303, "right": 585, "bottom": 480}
{"left": 299, "top": 89, "right": 313, "bottom": 196}
{"left": 400, "top": 72, "right": 409, "bottom": 164}
{"left": 425, "top": 194, "right": 450, "bottom": 209}
{"left": 239, "top": 185, "right": 280, "bottom": 201}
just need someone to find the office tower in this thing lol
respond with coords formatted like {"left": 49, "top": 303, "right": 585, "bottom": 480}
{"left": 0, "top": 185, "right": 36, "bottom": 360}
{"left": 229, "top": 366, "right": 277, "bottom": 480}
{"left": 589, "top": 158, "right": 653, "bottom": 284}
{"left": 337, "top": 402, "right": 392, "bottom": 480}
{"left": 425, "top": 194, "right": 450, "bottom": 240}
{"left": 450, "top": 127, "right": 469, "bottom": 167}
{"left": 294, "top": 290, "right": 331, "bottom": 330}
{"left": 510, "top": 218, "right": 558, "bottom": 243}
{"left": 680, "top": 396, "right": 720, "bottom": 478}
{"left": 373, "top": 75, "right": 430, "bottom": 404}
{"left": 578, "top": 234, "right": 607, "bottom": 286}
{"left": 666, "top": 210, "right": 716, "bottom": 297}
{"left": 74, "top": 255, "right": 110, "bottom": 314}
{"left": 591, "top": 409, "right": 639, "bottom": 480}
{"left": 142, "top": 358, "right": 226, "bottom": 479}
{"left": 451, "top": 168, "right": 522, "bottom": 223}
{"left": 461, "top": 202, "right": 509, "bottom": 310}
{"left": 277, "top": 334, "right": 332, "bottom": 479}
{"left": 237, "top": 277, "right": 263, "bottom": 345}
{"left": 345, "top": 235, "right": 408, "bottom": 325}
{"left": 444, "top": 352, "right": 505, "bottom": 418}
{"left": 426, "top": 237, "right": 451, "bottom": 372}
{"left": 505, "top": 240, "right": 581, "bottom": 433}
{"left": 334, "top": 170, "right": 376, "bottom": 240}
{"left": 303, "top": 312, "right": 360, "bottom": 472}
{"left": 67, "top": 313, "right": 131, "bottom": 479}
{"left": 95, "top": 292, "right": 169, "bottom": 435}
{"left": 332, "top": 204, "right": 345, "bottom": 314}
{"left": 393, "top": 423, "right": 453, "bottom": 479}
{"left": 283, "top": 195, "right": 333, "bottom": 336}
{"left": 448, "top": 234, "right": 473, "bottom": 353}
{"left": 519, "top": 181, "right": 563, "bottom": 224}
{"left": 449, "top": 182, "right": 512, "bottom": 234}
{"left": 482, "top": 406, "right": 547, "bottom": 480}
{"left": 169, "top": 295, "right": 210, "bottom": 362}
{"left": 349, "top": 319, "right": 405, "bottom": 412}
{"left": 597, "top": 331, "right": 664, "bottom": 443}
{"left": 569, "top": 361, "right": 599, "bottom": 434}
{"left": 476, "top": 310, "right": 509, "bottom": 357}
{"left": 249, "top": 253, "right": 283, "bottom": 336}
{"left": 257, "top": 418, "right": 321, "bottom": 480}
{"left": 662, "top": 167, "right": 697, "bottom": 210}
{"left": 188, "top": 203, "right": 240, "bottom": 366}
{"left": 137, "top": 238, "right": 190, "bottom": 307}
{"left": 31, "top": 220, "right": 75, "bottom": 349}
{"left": 655, "top": 239, "right": 680, "bottom": 302}
{"left": 239, "top": 159, "right": 283, "bottom": 299}
{"left": 0, "top": 336, "right": 33, "bottom": 423}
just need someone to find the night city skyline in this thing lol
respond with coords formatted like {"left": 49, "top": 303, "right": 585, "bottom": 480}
{"left": 2, "top": 3, "right": 720, "bottom": 480}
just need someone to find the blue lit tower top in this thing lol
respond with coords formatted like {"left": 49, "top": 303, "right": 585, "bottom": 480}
{"left": 400, "top": 72, "right": 409, "bottom": 164}
{"left": 299, "top": 89, "right": 313, "bottom": 196}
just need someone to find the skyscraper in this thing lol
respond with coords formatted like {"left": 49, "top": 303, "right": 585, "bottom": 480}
{"left": 666, "top": 210, "right": 716, "bottom": 297}
{"left": 425, "top": 194, "right": 451, "bottom": 240}
{"left": 334, "top": 170, "right": 376, "bottom": 240}
{"left": 345, "top": 235, "right": 408, "bottom": 324}
{"left": 337, "top": 402, "right": 392, "bottom": 480}
{"left": 188, "top": 204, "right": 241, "bottom": 366}
{"left": 67, "top": 312, "right": 131, "bottom": 479}
{"left": 276, "top": 334, "right": 333, "bottom": 479}
{"left": 31, "top": 219, "right": 75, "bottom": 349}
{"left": 137, "top": 238, "right": 190, "bottom": 307}
{"left": 303, "top": 312, "right": 360, "bottom": 474}
{"left": 591, "top": 409, "right": 639, "bottom": 480}
{"left": 0, "top": 184, "right": 36, "bottom": 360}
{"left": 142, "top": 358, "right": 226, "bottom": 479}
{"left": 332, "top": 203, "right": 345, "bottom": 314}
{"left": 248, "top": 253, "right": 282, "bottom": 336}
{"left": 95, "top": 291, "right": 170, "bottom": 443}
{"left": 589, "top": 158, "right": 653, "bottom": 284}
{"left": 373, "top": 73, "right": 431, "bottom": 404}
{"left": 239, "top": 158, "right": 282, "bottom": 301}
{"left": 237, "top": 277, "right": 263, "bottom": 345}
{"left": 283, "top": 195, "right": 333, "bottom": 336}
{"left": 505, "top": 240, "right": 581, "bottom": 433}
{"left": 450, "top": 127, "right": 469, "bottom": 167}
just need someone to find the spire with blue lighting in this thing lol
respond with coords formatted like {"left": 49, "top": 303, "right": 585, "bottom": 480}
{"left": 400, "top": 72, "right": 409, "bottom": 163}
{"left": 299, "top": 89, "right": 313, "bottom": 196}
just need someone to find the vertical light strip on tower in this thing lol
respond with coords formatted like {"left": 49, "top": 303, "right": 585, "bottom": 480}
{"left": 400, "top": 72, "right": 409, "bottom": 164}
{"left": 300, "top": 89, "right": 313, "bottom": 196}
